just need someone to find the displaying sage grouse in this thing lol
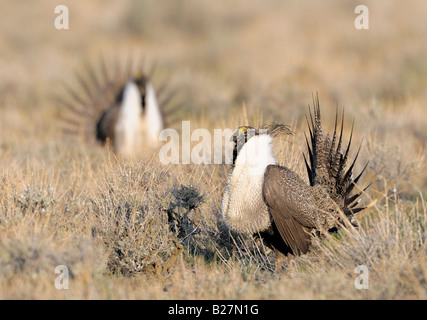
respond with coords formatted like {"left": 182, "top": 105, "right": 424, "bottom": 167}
{"left": 222, "top": 97, "right": 369, "bottom": 256}
{"left": 59, "top": 56, "right": 177, "bottom": 156}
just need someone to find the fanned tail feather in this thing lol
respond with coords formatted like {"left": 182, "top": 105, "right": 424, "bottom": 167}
{"left": 303, "top": 93, "right": 369, "bottom": 225}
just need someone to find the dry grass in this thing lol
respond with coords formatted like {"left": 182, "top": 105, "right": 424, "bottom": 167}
{"left": 0, "top": 0, "right": 426, "bottom": 299}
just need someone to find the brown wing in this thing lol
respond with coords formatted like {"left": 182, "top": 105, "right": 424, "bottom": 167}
{"left": 263, "top": 165, "right": 318, "bottom": 255}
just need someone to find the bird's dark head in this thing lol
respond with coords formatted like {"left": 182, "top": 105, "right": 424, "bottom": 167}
{"left": 113, "top": 73, "right": 148, "bottom": 111}
{"left": 230, "top": 126, "right": 258, "bottom": 165}
{"left": 230, "top": 124, "right": 292, "bottom": 165}
{"left": 133, "top": 73, "right": 147, "bottom": 88}
{"left": 231, "top": 126, "right": 258, "bottom": 143}
{"left": 133, "top": 73, "right": 148, "bottom": 110}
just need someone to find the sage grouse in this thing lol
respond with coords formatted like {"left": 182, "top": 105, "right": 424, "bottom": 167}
{"left": 59, "top": 56, "right": 177, "bottom": 156}
{"left": 222, "top": 98, "right": 369, "bottom": 256}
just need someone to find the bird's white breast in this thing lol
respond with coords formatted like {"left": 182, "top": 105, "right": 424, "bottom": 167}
{"left": 144, "top": 81, "right": 164, "bottom": 145}
{"left": 222, "top": 134, "right": 277, "bottom": 234}
{"left": 114, "top": 81, "right": 142, "bottom": 155}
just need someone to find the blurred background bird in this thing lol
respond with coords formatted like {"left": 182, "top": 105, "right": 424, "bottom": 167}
{"left": 58, "top": 55, "right": 178, "bottom": 157}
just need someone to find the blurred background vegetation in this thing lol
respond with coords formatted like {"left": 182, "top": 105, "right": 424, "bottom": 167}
{"left": 0, "top": 0, "right": 426, "bottom": 299}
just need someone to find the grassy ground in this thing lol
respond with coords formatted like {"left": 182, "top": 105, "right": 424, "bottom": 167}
{"left": 0, "top": 0, "right": 426, "bottom": 299}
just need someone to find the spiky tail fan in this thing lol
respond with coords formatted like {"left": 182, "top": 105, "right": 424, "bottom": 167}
{"left": 57, "top": 54, "right": 178, "bottom": 144}
{"left": 303, "top": 94, "right": 370, "bottom": 227}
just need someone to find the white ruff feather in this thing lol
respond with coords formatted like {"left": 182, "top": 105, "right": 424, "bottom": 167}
{"left": 144, "top": 81, "right": 164, "bottom": 144}
{"left": 114, "top": 81, "right": 142, "bottom": 156}
{"left": 222, "top": 134, "right": 277, "bottom": 234}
